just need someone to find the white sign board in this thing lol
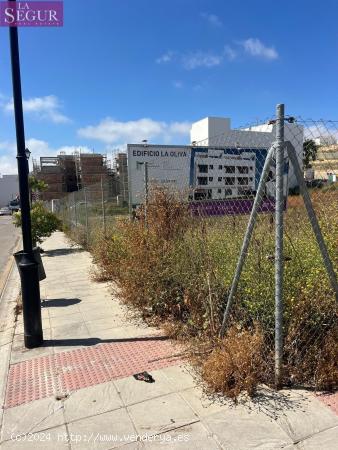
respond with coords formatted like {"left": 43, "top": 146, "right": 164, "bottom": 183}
{"left": 127, "top": 145, "right": 191, "bottom": 205}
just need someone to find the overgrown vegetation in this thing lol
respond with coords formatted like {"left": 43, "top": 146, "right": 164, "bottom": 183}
{"left": 75, "top": 187, "right": 337, "bottom": 398}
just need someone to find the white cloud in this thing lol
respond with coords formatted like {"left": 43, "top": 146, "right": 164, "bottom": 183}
{"left": 224, "top": 45, "right": 237, "bottom": 61}
{"left": 25, "top": 138, "right": 92, "bottom": 163}
{"left": 156, "top": 51, "right": 175, "bottom": 64}
{"left": 4, "top": 95, "right": 71, "bottom": 124}
{"left": 200, "top": 12, "right": 222, "bottom": 27}
{"left": 241, "top": 38, "right": 278, "bottom": 60}
{"left": 0, "top": 141, "right": 17, "bottom": 174}
{"left": 156, "top": 38, "right": 277, "bottom": 70}
{"left": 0, "top": 154, "right": 17, "bottom": 175}
{"left": 304, "top": 125, "right": 338, "bottom": 142}
{"left": 78, "top": 118, "right": 192, "bottom": 145}
{"left": 182, "top": 52, "right": 223, "bottom": 69}
{"left": 173, "top": 80, "right": 183, "bottom": 89}
{"left": 0, "top": 138, "right": 92, "bottom": 175}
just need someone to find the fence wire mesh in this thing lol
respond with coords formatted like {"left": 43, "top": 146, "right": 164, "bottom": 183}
{"left": 54, "top": 111, "right": 338, "bottom": 394}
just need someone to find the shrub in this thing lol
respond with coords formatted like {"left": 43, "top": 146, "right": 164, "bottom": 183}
{"left": 202, "top": 327, "right": 265, "bottom": 399}
{"left": 13, "top": 201, "right": 61, "bottom": 244}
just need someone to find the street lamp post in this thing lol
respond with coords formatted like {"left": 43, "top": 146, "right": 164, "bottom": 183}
{"left": 9, "top": 0, "right": 43, "bottom": 348}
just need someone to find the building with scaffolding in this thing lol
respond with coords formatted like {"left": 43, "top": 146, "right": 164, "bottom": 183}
{"left": 113, "top": 153, "right": 129, "bottom": 205}
{"left": 33, "top": 152, "right": 111, "bottom": 201}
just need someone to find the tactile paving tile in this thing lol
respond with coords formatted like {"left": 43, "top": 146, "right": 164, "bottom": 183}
{"left": 5, "top": 339, "right": 182, "bottom": 409}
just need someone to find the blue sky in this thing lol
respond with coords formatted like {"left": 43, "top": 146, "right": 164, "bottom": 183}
{"left": 1, "top": 0, "right": 338, "bottom": 173}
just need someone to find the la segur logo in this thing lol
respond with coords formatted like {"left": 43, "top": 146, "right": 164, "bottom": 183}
{"left": 0, "top": 1, "right": 63, "bottom": 27}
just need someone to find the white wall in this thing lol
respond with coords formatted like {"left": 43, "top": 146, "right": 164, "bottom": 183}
{"left": 0, "top": 174, "right": 19, "bottom": 207}
{"left": 190, "top": 117, "right": 231, "bottom": 144}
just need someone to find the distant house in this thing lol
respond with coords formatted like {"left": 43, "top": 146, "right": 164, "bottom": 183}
{"left": 0, "top": 174, "right": 19, "bottom": 208}
{"left": 311, "top": 145, "right": 338, "bottom": 181}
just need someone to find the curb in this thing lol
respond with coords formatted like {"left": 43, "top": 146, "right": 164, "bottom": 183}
{"left": 0, "top": 242, "right": 21, "bottom": 439}
{"left": 0, "top": 236, "right": 21, "bottom": 303}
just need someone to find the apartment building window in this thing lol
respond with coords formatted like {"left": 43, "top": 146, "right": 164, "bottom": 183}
{"left": 218, "top": 189, "right": 222, "bottom": 194}
{"left": 198, "top": 164, "right": 208, "bottom": 173}
{"left": 218, "top": 177, "right": 222, "bottom": 182}
{"left": 218, "top": 165, "right": 222, "bottom": 170}
{"left": 238, "top": 166, "right": 249, "bottom": 174}
{"left": 225, "top": 166, "right": 235, "bottom": 174}
{"left": 238, "top": 177, "right": 249, "bottom": 185}
{"left": 197, "top": 177, "right": 208, "bottom": 186}
{"left": 209, "top": 177, "right": 213, "bottom": 182}
{"left": 209, "top": 165, "right": 214, "bottom": 170}
{"left": 225, "top": 177, "right": 235, "bottom": 185}
{"left": 225, "top": 188, "right": 232, "bottom": 196}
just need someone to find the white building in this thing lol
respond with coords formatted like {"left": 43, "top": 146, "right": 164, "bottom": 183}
{"left": 193, "top": 148, "right": 256, "bottom": 200}
{"left": 314, "top": 136, "right": 337, "bottom": 146}
{"left": 127, "top": 116, "right": 304, "bottom": 206}
{"left": 0, "top": 174, "right": 19, "bottom": 207}
{"left": 191, "top": 117, "right": 304, "bottom": 192}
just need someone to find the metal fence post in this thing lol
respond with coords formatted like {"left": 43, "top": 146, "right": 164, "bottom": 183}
{"left": 73, "top": 192, "right": 78, "bottom": 227}
{"left": 219, "top": 143, "right": 276, "bottom": 338}
{"left": 101, "top": 176, "right": 106, "bottom": 236}
{"left": 144, "top": 162, "right": 149, "bottom": 228}
{"left": 83, "top": 187, "right": 89, "bottom": 245}
{"left": 67, "top": 195, "right": 72, "bottom": 230}
{"left": 275, "top": 103, "right": 285, "bottom": 388}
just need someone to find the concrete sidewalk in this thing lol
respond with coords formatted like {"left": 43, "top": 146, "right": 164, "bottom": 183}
{"left": 0, "top": 231, "right": 337, "bottom": 449}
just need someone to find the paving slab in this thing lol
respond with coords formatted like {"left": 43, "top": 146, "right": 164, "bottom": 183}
{"left": 274, "top": 390, "right": 338, "bottom": 443}
{"left": 295, "top": 425, "right": 338, "bottom": 450}
{"left": 46, "top": 305, "right": 82, "bottom": 318}
{"left": 202, "top": 407, "right": 294, "bottom": 449}
{"left": 247, "top": 388, "right": 338, "bottom": 443}
{"left": 10, "top": 328, "right": 53, "bottom": 364}
{"left": 0, "top": 425, "right": 69, "bottom": 449}
{"left": 160, "top": 365, "right": 196, "bottom": 392}
{"left": 128, "top": 392, "right": 199, "bottom": 436}
{"left": 64, "top": 381, "right": 123, "bottom": 423}
{"left": 68, "top": 407, "right": 136, "bottom": 449}
{"left": 50, "top": 312, "right": 85, "bottom": 328}
{"left": 1, "top": 397, "right": 65, "bottom": 442}
{"left": 115, "top": 369, "right": 175, "bottom": 406}
{"left": 144, "top": 421, "right": 220, "bottom": 449}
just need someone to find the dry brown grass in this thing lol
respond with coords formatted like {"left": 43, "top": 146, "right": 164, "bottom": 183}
{"left": 202, "top": 327, "right": 266, "bottom": 399}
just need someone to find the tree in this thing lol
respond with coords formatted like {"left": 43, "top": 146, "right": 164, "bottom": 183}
{"left": 303, "top": 139, "right": 318, "bottom": 169}
{"left": 28, "top": 175, "right": 48, "bottom": 203}
{"left": 29, "top": 175, "right": 48, "bottom": 192}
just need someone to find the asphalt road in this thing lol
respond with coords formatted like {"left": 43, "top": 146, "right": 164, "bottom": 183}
{"left": 0, "top": 216, "right": 20, "bottom": 282}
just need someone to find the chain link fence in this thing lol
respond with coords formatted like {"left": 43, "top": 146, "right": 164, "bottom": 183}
{"left": 54, "top": 105, "right": 337, "bottom": 393}
{"left": 56, "top": 176, "right": 129, "bottom": 246}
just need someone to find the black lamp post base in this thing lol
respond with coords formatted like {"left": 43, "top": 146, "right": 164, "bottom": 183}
{"left": 24, "top": 332, "right": 43, "bottom": 349}
{"left": 15, "top": 252, "right": 43, "bottom": 348}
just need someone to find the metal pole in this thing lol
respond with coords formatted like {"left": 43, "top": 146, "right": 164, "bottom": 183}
{"left": 83, "top": 187, "right": 89, "bottom": 245}
{"left": 9, "top": 1, "right": 43, "bottom": 348}
{"left": 275, "top": 103, "right": 285, "bottom": 388}
{"left": 73, "top": 192, "right": 77, "bottom": 227}
{"left": 101, "top": 176, "right": 106, "bottom": 236}
{"left": 286, "top": 142, "right": 338, "bottom": 300}
{"left": 144, "top": 162, "right": 149, "bottom": 228}
{"left": 219, "top": 143, "right": 276, "bottom": 338}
